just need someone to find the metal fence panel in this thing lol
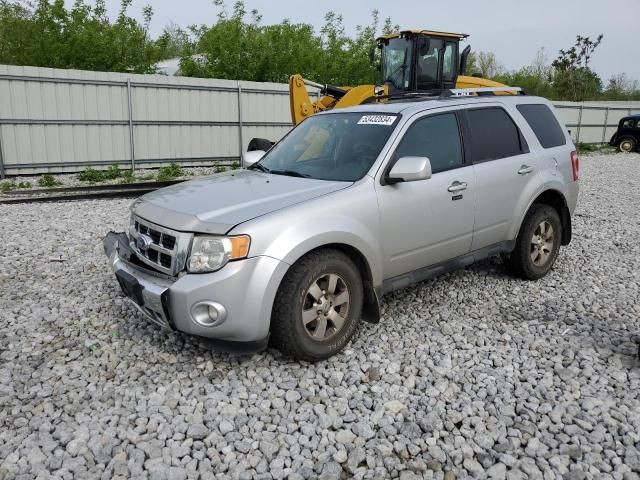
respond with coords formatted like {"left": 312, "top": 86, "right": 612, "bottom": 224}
{"left": 1, "top": 63, "right": 640, "bottom": 178}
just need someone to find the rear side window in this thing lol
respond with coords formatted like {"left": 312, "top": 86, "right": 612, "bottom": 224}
{"left": 466, "top": 107, "right": 527, "bottom": 162}
{"left": 394, "top": 113, "right": 463, "bottom": 173}
{"left": 517, "top": 104, "right": 567, "bottom": 148}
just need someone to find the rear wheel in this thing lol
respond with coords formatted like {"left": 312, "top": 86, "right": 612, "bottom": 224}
{"left": 618, "top": 137, "right": 637, "bottom": 153}
{"left": 507, "top": 205, "right": 562, "bottom": 280}
{"left": 270, "top": 249, "right": 363, "bottom": 361}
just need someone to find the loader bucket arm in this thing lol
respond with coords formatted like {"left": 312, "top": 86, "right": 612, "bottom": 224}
{"left": 289, "top": 74, "right": 389, "bottom": 125}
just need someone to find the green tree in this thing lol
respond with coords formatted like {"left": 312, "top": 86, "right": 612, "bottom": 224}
{"left": 603, "top": 73, "right": 640, "bottom": 100}
{"left": 551, "top": 34, "right": 603, "bottom": 101}
{"left": 0, "top": 0, "right": 161, "bottom": 73}
{"left": 181, "top": 0, "right": 394, "bottom": 86}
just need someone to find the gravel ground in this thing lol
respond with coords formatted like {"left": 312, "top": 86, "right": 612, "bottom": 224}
{"left": 1, "top": 153, "right": 639, "bottom": 480}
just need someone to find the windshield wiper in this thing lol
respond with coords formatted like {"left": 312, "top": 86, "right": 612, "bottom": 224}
{"left": 270, "top": 169, "right": 311, "bottom": 178}
{"left": 249, "top": 163, "right": 271, "bottom": 173}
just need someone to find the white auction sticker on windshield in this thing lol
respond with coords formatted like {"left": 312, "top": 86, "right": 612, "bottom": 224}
{"left": 357, "top": 115, "right": 397, "bottom": 126}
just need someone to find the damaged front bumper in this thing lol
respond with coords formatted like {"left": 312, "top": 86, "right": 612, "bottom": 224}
{"left": 103, "top": 231, "right": 174, "bottom": 330}
{"left": 102, "top": 231, "right": 289, "bottom": 353}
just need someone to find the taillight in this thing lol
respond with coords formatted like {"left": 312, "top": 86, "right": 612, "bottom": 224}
{"left": 570, "top": 151, "right": 579, "bottom": 181}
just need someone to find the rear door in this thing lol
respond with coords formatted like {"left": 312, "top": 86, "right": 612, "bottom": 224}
{"left": 461, "top": 105, "right": 539, "bottom": 250}
{"left": 375, "top": 111, "right": 475, "bottom": 279}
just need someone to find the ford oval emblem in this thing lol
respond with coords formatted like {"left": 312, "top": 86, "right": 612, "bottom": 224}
{"left": 136, "top": 234, "right": 152, "bottom": 251}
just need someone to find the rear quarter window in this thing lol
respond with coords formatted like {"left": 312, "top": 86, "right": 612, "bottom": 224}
{"left": 516, "top": 104, "right": 567, "bottom": 149}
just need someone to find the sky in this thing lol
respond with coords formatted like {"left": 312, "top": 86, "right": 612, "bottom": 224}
{"left": 86, "top": 0, "right": 639, "bottom": 83}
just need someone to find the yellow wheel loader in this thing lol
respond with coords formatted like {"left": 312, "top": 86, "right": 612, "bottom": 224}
{"left": 246, "top": 29, "right": 512, "bottom": 152}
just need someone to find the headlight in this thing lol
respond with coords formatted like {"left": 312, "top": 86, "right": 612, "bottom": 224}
{"left": 187, "top": 235, "right": 251, "bottom": 273}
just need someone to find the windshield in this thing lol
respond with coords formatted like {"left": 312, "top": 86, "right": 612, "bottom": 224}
{"left": 381, "top": 38, "right": 413, "bottom": 91}
{"left": 254, "top": 112, "right": 399, "bottom": 182}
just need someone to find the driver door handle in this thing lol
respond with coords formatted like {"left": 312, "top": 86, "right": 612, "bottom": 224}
{"left": 518, "top": 165, "right": 534, "bottom": 175}
{"left": 448, "top": 181, "right": 468, "bottom": 192}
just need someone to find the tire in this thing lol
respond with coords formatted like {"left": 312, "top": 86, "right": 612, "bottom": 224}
{"left": 248, "top": 137, "right": 274, "bottom": 152}
{"left": 507, "top": 204, "right": 562, "bottom": 280}
{"left": 270, "top": 249, "right": 363, "bottom": 361}
{"left": 617, "top": 137, "right": 637, "bottom": 153}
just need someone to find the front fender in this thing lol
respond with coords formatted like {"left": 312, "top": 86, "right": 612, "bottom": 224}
{"left": 230, "top": 181, "right": 383, "bottom": 286}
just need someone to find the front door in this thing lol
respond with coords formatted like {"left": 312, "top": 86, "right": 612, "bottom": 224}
{"left": 375, "top": 111, "right": 476, "bottom": 279}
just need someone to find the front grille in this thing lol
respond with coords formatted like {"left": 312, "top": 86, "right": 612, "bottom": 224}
{"left": 130, "top": 216, "right": 191, "bottom": 276}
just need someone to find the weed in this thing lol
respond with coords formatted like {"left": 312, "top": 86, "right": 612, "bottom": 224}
{"left": 77, "top": 164, "right": 122, "bottom": 183}
{"left": 215, "top": 164, "right": 227, "bottom": 173}
{"left": 77, "top": 168, "right": 104, "bottom": 183}
{"left": 231, "top": 161, "right": 240, "bottom": 170}
{"left": 0, "top": 181, "right": 16, "bottom": 193}
{"left": 119, "top": 170, "right": 134, "bottom": 184}
{"left": 1, "top": 180, "right": 33, "bottom": 193}
{"left": 38, "top": 174, "right": 61, "bottom": 187}
{"left": 157, "top": 162, "right": 183, "bottom": 181}
{"left": 103, "top": 164, "right": 122, "bottom": 180}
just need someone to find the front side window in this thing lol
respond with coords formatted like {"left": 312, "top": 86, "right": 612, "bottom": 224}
{"left": 393, "top": 113, "right": 463, "bottom": 173}
{"left": 254, "top": 112, "right": 399, "bottom": 182}
{"left": 466, "top": 107, "right": 527, "bottom": 162}
{"left": 622, "top": 118, "right": 636, "bottom": 129}
{"left": 442, "top": 42, "right": 456, "bottom": 81}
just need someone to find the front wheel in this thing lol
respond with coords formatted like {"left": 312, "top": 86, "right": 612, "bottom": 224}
{"left": 507, "top": 205, "right": 562, "bottom": 280}
{"left": 270, "top": 249, "right": 363, "bottom": 361}
{"left": 618, "top": 137, "right": 637, "bottom": 153}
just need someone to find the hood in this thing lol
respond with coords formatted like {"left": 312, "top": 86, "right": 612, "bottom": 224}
{"left": 132, "top": 170, "right": 350, "bottom": 234}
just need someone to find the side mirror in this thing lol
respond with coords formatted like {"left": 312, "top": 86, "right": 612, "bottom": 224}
{"left": 243, "top": 150, "right": 265, "bottom": 167}
{"left": 387, "top": 156, "right": 432, "bottom": 184}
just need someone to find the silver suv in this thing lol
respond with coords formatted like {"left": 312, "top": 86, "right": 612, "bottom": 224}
{"left": 104, "top": 94, "right": 579, "bottom": 361}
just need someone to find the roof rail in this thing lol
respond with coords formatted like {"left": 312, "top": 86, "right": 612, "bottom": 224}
{"left": 442, "top": 87, "right": 524, "bottom": 97}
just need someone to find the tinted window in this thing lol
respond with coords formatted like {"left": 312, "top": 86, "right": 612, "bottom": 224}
{"left": 394, "top": 113, "right": 463, "bottom": 173}
{"left": 622, "top": 118, "right": 636, "bottom": 129}
{"left": 517, "top": 104, "right": 567, "bottom": 148}
{"left": 466, "top": 107, "right": 526, "bottom": 162}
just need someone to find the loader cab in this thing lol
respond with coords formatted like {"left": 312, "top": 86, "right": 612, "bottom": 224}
{"left": 377, "top": 30, "right": 469, "bottom": 94}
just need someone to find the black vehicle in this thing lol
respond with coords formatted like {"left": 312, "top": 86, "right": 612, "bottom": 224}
{"left": 609, "top": 114, "right": 640, "bottom": 153}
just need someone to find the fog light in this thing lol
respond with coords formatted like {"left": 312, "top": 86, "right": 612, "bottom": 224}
{"left": 190, "top": 301, "right": 227, "bottom": 328}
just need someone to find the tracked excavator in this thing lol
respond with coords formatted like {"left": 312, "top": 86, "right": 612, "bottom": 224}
{"left": 247, "top": 29, "right": 513, "bottom": 152}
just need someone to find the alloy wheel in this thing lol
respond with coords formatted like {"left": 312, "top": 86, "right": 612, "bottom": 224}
{"left": 301, "top": 273, "right": 350, "bottom": 341}
{"left": 531, "top": 220, "right": 555, "bottom": 267}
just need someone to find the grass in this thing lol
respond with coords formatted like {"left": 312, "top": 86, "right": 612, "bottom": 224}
{"left": 38, "top": 174, "right": 61, "bottom": 188}
{"left": 231, "top": 161, "right": 240, "bottom": 170}
{"left": 215, "top": 163, "right": 227, "bottom": 173}
{"left": 156, "top": 162, "right": 183, "bottom": 181}
{"left": 576, "top": 142, "right": 616, "bottom": 155}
